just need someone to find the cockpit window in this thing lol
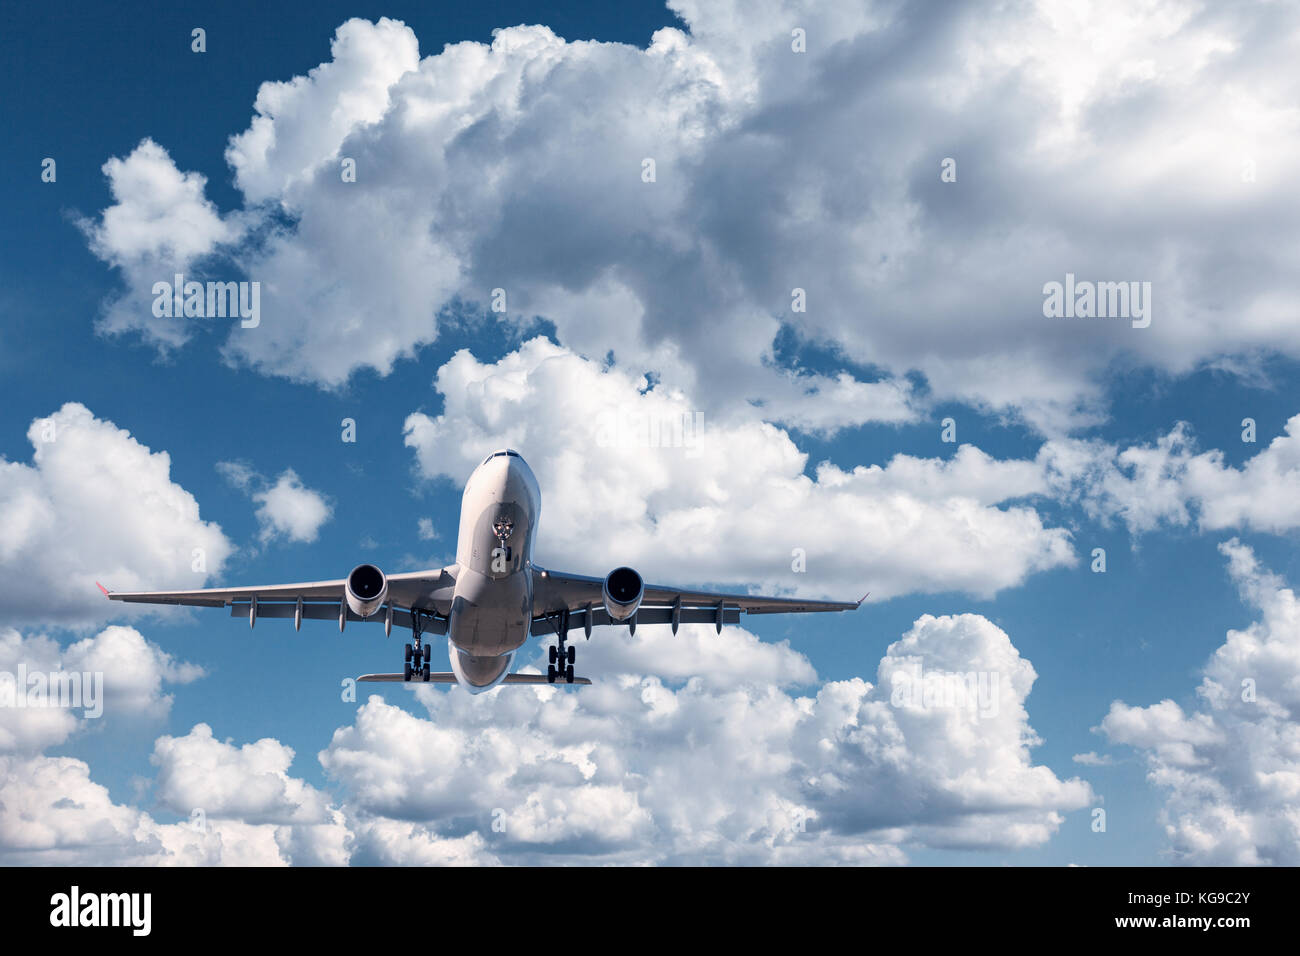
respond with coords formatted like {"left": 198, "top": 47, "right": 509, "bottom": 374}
{"left": 482, "top": 450, "right": 521, "bottom": 464}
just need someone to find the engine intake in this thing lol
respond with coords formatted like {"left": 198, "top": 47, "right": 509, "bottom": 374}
{"left": 602, "top": 566, "right": 644, "bottom": 621}
{"left": 346, "top": 563, "right": 388, "bottom": 618}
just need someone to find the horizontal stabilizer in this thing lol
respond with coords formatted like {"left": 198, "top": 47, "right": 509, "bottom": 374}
{"left": 358, "top": 672, "right": 457, "bottom": 683}
{"left": 357, "top": 672, "right": 592, "bottom": 686}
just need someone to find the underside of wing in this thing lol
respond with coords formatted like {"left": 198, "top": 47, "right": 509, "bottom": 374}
{"left": 100, "top": 566, "right": 458, "bottom": 634}
{"left": 103, "top": 578, "right": 347, "bottom": 607}
{"left": 530, "top": 566, "right": 864, "bottom": 636}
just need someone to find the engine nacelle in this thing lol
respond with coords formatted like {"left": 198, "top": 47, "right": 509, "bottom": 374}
{"left": 346, "top": 563, "right": 388, "bottom": 618}
{"left": 602, "top": 566, "right": 644, "bottom": 621}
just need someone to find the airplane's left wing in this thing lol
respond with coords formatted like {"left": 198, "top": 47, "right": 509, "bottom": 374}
{"left": 530, "top": 566, "right": 864, "bottom": 636}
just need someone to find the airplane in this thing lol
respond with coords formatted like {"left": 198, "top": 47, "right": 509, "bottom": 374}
{"left": 102, "top": 449, "right": 864, "bottom": 693}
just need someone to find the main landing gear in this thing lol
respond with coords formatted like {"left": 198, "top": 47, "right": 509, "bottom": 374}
{"left": 547, "top": 609, "right": 576, "bottom": 684}
{"left": 403, "top": 610, "right": 434, "bottom": 682}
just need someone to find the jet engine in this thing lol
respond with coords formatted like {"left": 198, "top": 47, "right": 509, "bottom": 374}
{"left": 346, "top": 563, "right": 388, "bottom": 618}
{"left": 602, "top": 566, "right": 644, "bottom": 621}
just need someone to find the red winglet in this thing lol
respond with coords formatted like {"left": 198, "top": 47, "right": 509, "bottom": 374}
{"left": 857, "top": 592, "right": 870, "bottom": 606}
{"left": 96, "top": 581, "right": 110, "bottom": 597}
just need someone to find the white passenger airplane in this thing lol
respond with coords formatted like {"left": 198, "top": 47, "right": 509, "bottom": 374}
{"left": 103, "top": 450, "right": 864, "bottom": 692}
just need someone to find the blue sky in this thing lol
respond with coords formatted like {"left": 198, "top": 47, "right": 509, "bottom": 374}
{"left": 2, "top": 1, "right": 1299, "bottom": 865}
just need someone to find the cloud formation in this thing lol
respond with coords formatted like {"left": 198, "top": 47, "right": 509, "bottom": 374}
{"left": 404, "top": 337, "right": 1076, "bottom": 601}
{"left": 1100, "top": 540, "right": 1300, "bottom": 864}
{"left": 318, "top": 612, "right": 1091, "bottom": 863}
{"left": 0, "top": 403, "right": 233, "bottom": 624}
{"left": 79, "top": 6, "right": 1300, "bottom": 432}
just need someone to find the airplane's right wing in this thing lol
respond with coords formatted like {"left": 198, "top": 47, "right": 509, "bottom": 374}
{"left": 100, "top": 566, "right": 459, "bottom": 633}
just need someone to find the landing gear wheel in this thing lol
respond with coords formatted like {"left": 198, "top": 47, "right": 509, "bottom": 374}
{"left": 423, "top": 644, "right": 431, "bottom": 663}
{"left": 404, "top": 644, "right": 413, "bottom": 663}
{"left": 548, "top": 646, "right": 558, "bottom": 665}
{"left": 422, "top": 665, "right": 431, "bottom": 682}
{"left": 403, "top": 662, "right": 413, "bottom": 682}
{"left": 566, "top": 645, "right": 576, "bottom": 665}
{"left": 547, "top": 664, "right": 557, "bottom": 684}
{"left": 565, "top": 664, "right": 575, "bottom": 684}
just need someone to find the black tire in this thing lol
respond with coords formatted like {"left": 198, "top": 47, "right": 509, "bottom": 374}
{"left": 403, "top": 662, "right": 413, "bottom": 682}
{"left": 547, "top": 664, "right": 556, "bottom": 684}
{"left": 548, "top": 646, "right": 557, "bottom": 664}
{"left": 404, "top": 644, "right": 413, "bottom": 662}
{"left": 422, "top": 666, "right": 431, "bottom": 682}
{"left": 565, "top": 664, "right": 575, "bottom": 684}
{"left": 423, "top": 644, "right": 432, "bottom": 663}
{"left": 566, "top": 645, "right": 576, "bottom": 665}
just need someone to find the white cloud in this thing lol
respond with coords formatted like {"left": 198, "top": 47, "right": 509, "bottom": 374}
{"left": 63, "top": 625, "right": 204, "bottom": 721}
{"left": 0, "top": 754, "right": 293, "bottom": 865}
{"left": 347, "top": 819, "right": 499, "bottom": 866}
{"left": 1043, "top": 414, "right": 1300, "bottom": 535}
{"left": 417, "top": 517, "right": 438, "bottom": 541}
{"left": 0, "top": 714, "right": 347, "bottom": 865}
{"left": 215, "top": 460, "right": 257, "bottom": 491}
{"left": 0, "top": 611, "right": 1088, "bottom": 865}
{"left": 0, "top": 630, "right": 80, "bottom": 754}
{"left": 319, "top": 612, "right": 1090, "bottom": 863}
{"left": 1072, "top": 752, "right": 1113, "bottom": 767}
{"left": 1100, "top": 539, "right": 1300, "bottom": 864}
{"left": 404, "top": 338, "right": 1075, "bottom": 600}
{"left": 226, "top": 17, "right": 421, "bottom": 204}
{"left": 0, "top": 626, "right": 203, "bottom": 754}
{"left": 218, "top": 461, "right": 333, "bottom": 545}
{"left": 0, "top": 403, "right": 233, "bottom": 624}
{"left": 79, "top": 7, "right": 1300, "bottom": 431}
{"left": 252, "top": 470, "right": 332, "bottom": 544}
{"left": 80, "top": 139, "right": 242, "bottom": 349}
{"left": 151, "top": 723, "right": 335, "bottom": 826}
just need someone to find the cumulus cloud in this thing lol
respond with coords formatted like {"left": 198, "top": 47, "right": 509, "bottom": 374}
{"left": 0, "top": 710, "right": 347, "bottom": 865}
{"left": 80, "top": 139, "right": 242, "bottom": 349}
{"left": 1042, "top": 414, "right": 1300, "bottom": 535}
{"left": 252, "top": 471, "right": 332, "bottom": 544}
{"left": 218, "top": 461, "right": 333, "bottom": 544}
{"left": 0, "top": 608, "right": 1087, "bottom": 865}
{"left": 152, "top": 723, "right": 336, "bottom": 826}
{"left": 79, "top": 6, "right": 1300, "bottom": 431}
{"left": 0, "top": 630, "right": 80, "bottom": 754}
{"left": 62, "top": 625, "right": 203, "bottom": 720}
{"left": 0, "top": 753, "right": 300, "bottom": 866}
{"left": 0, "top": 626, "right": 202, "bottom": 754}
{"left": 0, "top": 630, "right": 318, "bottom": 865}
{"left": 404, "top": 337, "right": 1074, "bottom": 600}
{"left": 317, "top": 612, "right": 1089, "bottom": 863}
{"left": 0, "top": 403, "right": 233, "bottom": 624}
{"left": 1099, "top": 540, "right": 1300, "bottom": 864}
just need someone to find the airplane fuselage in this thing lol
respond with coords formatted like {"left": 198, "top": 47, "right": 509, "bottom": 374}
{"left": 445, "top": 449, "right": 541, "bottom": 690}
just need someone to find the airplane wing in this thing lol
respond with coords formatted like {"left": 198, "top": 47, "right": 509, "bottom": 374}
{"left": 100, "top": 567, "right": 458, "bottom": 632}
{"left": 530, "top": 567, "right": 864, "bottom": 636}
